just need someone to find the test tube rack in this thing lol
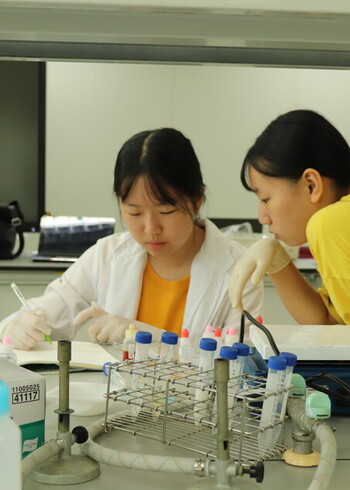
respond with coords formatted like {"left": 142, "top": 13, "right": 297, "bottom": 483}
{"left": 103, "top": 359, "right": 289, "bottom": 466}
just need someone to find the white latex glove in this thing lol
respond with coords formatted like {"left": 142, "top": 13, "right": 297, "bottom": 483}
{"left": 229, "top": 238, "right": 291, "bottom": 311}
{"left": 2, "top": 310, "right": 52, "bottom": 350}
{"left": 73, "top": 301, "right": 130, "bottom": 343}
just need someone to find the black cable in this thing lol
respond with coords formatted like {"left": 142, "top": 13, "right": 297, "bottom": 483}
{"left": 307, "top": 373, "right": 350, "bottom": 393}
{"left": 239, "top": 312, "right": 245, "bottom": 343}
{"left": 306, "top": 373, "right": 350, "bottom": 406}
{"left": 240, "top": 310, "right": 350, "bottom": 406}
{"left": 241, "top": 310, "right": 280, "bottom": 355}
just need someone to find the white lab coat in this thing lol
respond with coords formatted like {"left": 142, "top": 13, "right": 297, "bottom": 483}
{"left": 0, "top": 219, "right": 263, "bottom": 346}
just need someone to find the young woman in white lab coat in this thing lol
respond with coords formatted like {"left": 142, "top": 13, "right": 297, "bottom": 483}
{"left": 229, "top": 109, "right": 350, "bottom": 326}
{"left": 1, "top": 128, "right": 263, "bottom": 350}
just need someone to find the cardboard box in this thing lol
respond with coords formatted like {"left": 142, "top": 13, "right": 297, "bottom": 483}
{"left": 0, "top": 360, "right": 45, "bottom": 457}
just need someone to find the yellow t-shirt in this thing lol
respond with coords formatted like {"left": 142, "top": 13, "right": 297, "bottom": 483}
{"left": 306, "top": 194, "right": 350, "bottom": 325}
{"left": 136, "top": 259, "right": 190, "bottom": 335}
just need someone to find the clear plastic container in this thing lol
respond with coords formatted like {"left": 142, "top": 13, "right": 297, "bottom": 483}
{"left": 159, "top": 331, "right": 178, "bottom": 362}
{"left": 0, "top": 336, "right": 18, "bottom": 365}
{"left": 0, "top": 381, "right": 22, "bottom": 489}
{"left": 195, "top": 337, "right": 217, "bottom": 424}
{"left": 219, "top": 346, "right": 239, "bottom": 376}
{"left": 214, "top": 328, "right": 223, "bottom": 358}
{"left": 219, "top": 345, "right": 239, "bottom": 410}
{"left": 152, "top": 332, "right": 178, "bottom": 418}
{"left": 102, "top": 362, "right": 127, "bottom": 391}
{"left": 134, "top": 331, "right": 152, "bottom": 362}
{"left": 179, "top": 328, "right": 191, "bottom": 363}
{"left": 223, "top": 327, "right": 237, "bottom": 346}
{"left": 131, "top": 331, "right": 152, "bottom": 419}
{"left": 279, "top": 351, "right": 297, "bottom": 418}
{"left": 202, "top": 325, "right": 215, "bottom": 339}
{"left": 198, "top": 337, "right": 217, "bottom": 372}
{"left": 232, "top": 342, "right": 250, "bottom": 378}
{"left": 122, "top": 324, "right": 137, "bottom": 361}
{"left": 258, "top": 355, "right": 287, "bottom": 453}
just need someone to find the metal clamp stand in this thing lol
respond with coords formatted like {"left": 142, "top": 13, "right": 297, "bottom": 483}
{"left": 187, "top": 358, "right": 263, "bottom": 489}
{"left": 31, "top": 340, "right": 100, "bottom": 484}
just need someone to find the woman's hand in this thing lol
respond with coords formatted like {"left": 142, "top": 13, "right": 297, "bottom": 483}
{"left": 3, "top": 310, "right": 51, "bottom": 350}
{"left": 73, "top": 301, "right": 130, "bottom": 343}
{"left": 229, "top": 238, "right": 291, "bottom": 311}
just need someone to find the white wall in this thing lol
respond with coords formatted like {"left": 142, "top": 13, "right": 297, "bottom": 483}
{"left": 45, "top": 62, "right": 350, "bottom": 231}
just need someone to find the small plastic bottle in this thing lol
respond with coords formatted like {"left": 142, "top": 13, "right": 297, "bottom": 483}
{"left": 134, "top": 331, "right": 152, "bottom": 367}
{"left": 219, "top": 346, "right": 239, "bottom": 375}
{"left": 232, "top": 342, "right": 250, "bottom": 378}
{"left": 0, "top": 381, "right": 22, "bottom": 490}
{"left": 159, "top": 331, "right": 178, "bottom": 362}
{"left": 202, "top": 325, "right": 215, "bottom": 339}
{"left": 0, "top": 336, "right": 18, "bottom": 364}
{"left": 131, "top": 331, "right": 152, "bottom": 418}
{"left": 122, "top": 324, "right": 137, "bottom": 361}
{"left": 214, "top": 328, "right": 223, "bottom": 358}
{"left": 224, "top": 327, "right": 238, "bottom": 346}
{"left": 258, "top": 355, "right": 288, "bottom": 453}
{"left": 219, "top": 346, "right": 239, "bottom": 409}
{"left": 102, "top": 362, "right": 126, "bottom": 391}
{"left": 198, "top": 338, "right": 217, "bottom": 373}
{"left": 279, "top": 351, "right": 298, "bottom": 418}
{"left": 179, "top": 328, "right": 191, "bottom": 363}
{"left": 152, "top": 332, "right": 178, "bottom": 418}
{"left": 195, "top": 338, "right": 217, "bottom": 424}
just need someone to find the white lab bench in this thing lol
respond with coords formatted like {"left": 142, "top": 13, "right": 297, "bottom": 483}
{"left": 22, "top": 368, "right": 350, "bottom": 490}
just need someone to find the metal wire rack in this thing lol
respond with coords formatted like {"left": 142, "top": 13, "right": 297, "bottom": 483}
{"left": 103, "top": 359, "right": 288, "bottom": 465}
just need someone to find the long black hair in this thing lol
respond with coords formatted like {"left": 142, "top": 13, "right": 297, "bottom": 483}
{"left": 241, "top": 110, "right": 350, "bottom": 192}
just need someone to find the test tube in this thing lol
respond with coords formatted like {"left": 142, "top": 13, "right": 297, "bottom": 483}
{"left": 198, "top": 338, "right": 217, "bottom": 372}
{"left": 258, "top": 355, "right": 287, "bottom": 454}
{"left": 214, "top": 328, "right": 223, "bottom": 358}
{"left": 279, "top": 351, "right": 298, "bottom": 419}
{"left": 131, "top": 331, "right": 152, "bottom": 419}
{"left": 159, "top": 331, "right": 178, "bottom": 362}
{"left": 223, "top": 327, "right": 237, "bottom": 346}
{"left": 122, "top": 323, "right": 137, "bottom": 361}
{"left": 232, "top": 342, "right": 250, "bottom": 381}
{"left": 179, "top": 328, "right": 191, "bottom": 363}
{"left": 152, "top": 332, "right": 178, "bottom": 418}
{"left": 194, "top": 337, "right": 217, "bottom": 425}
{"left": 102, "top": 362, "right": 126, "bottom": 391}
{"left": 219, "top": 346, "right": 239, "bottom": 410}
{"left": 202, "top": 325, "right": 215, "bottom": 339}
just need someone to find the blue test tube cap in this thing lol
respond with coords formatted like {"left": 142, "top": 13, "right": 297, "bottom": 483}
{"left": 0, "top": 381, "right": 10, "bottom": 416}
{"left": 268, "top": 355, "right": 287, "bottom": 371}
{"left": 161, "top": 331, "right": 178, "bottom": 345}
{"left": 232, "top": 342, "right": 250, "bottom": 357}
{"left": 135, "top": 331, "right": 152, "bottom": 344}
{"left": 102, "top": 361, "right": 113, "bottom": 375}
{"left": 220, "top": 346, "right": 238, "bottom": 360}
{"left": 199, "top": 337, "right": 217, "bottom": 351}
{"left": 279, "top": 351, "right": 298, "bottom": 367}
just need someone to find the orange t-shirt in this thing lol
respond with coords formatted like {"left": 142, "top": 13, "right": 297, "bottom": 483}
{"left": 136, "top": 259, "right": 190, "bottom": 336}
